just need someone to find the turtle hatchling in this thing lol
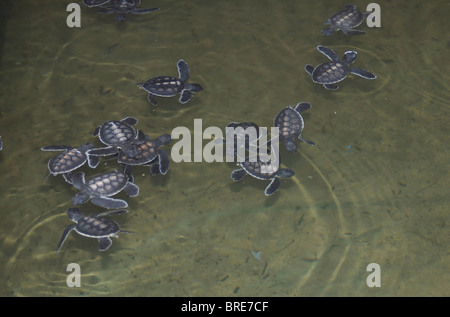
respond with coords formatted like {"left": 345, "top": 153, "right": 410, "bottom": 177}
{"left": 41, "top": 143, "right": 100, "bottom": 183}
{"left": 137, "top": 59, "right": 203, "bottom": 106}
{"left": 322, "top": 4, "right": 370, "bottom": 36}
{"left": 82, "top": 0, "right": 160, "bottom": 22}
{"left": 57, "top": 208, "right": 131, "bottom": 252}
{"left": 68, "top": 171, "right": 139, "bottom": 209}
{"left": 216, "top": 122, "right": 261, "bottom": 160}
{"left": 231, "top": 157, "right": 295, "bottom": 196}
{"left": 305, "top": 45, "right": 376, "bottom": 90}
{"left": 90, "top": 116, "right": 145, "bottom": 158}
{"left": 274, "top": 102, "right": 315, "bottom": 152}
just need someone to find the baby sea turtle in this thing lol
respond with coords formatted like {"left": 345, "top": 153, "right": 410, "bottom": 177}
{"left": 57, "top": 208, "right": 130, "bottom": 252}
{"left": 68, "top": 171, "right": 139, "bottom": 209}
{"left": 91, "top": 116, "right": 145, "bottom": 158}
{"left": 274, "top": 103, "right": 315, "bottom": 152}
{"left": 83, "top": 0, "right": 160, "bottom": 22}
{"left": 305, "top": 45, "right": 376, "bottom": 90}
{"left": 215, "top": 122, "right": 261, "bottom": 160}
{"left": 231, "top": 157, "right": 295, "bottom": 196}
{"left": 322, "top": 4, "right": 370, "bottom": 36}
{"left": 137, "top": 59, "right": 203, "bottom": 106}
{"left": 117, "top": 133, "right": 172, "bottom": 179}
{"left": 41, "top": 143, "right": 100, "bottom": 183}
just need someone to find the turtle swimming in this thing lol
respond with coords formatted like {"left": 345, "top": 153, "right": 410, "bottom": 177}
{"left": 41, "top": 143, "right": 100, "bottom": 183}
{"left": 305, "top": 45, "right": 376, "bottom": 90}
{"left": 90, "top": 116, "right": 145, "bottom": 158}
{"left": 57, "top": 208, "right": 131, "bottom": 252}
{"left": 231, "top": 155, "right": 295, "bottom": 196}
{"left": 215, "top": 122, "right": 261, "bottom": 160}
{"left": 67, "top": 171, "right": 139, "bottom": 209}
{"left": 82, "top": 0, "right": 160, "bottom": 22}
{"left": 274, "top": 103, "right": 315, "bottom": 152}
{"left": 322, "top": 4, "right": 370, "bottom": 36}
{"left": 117, "top": 133, "right": 172, "bottom": 181}
{"left": 137, "top": 59, "right": 203, "bottom": 106}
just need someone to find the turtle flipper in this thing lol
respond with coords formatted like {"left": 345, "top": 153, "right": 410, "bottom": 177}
{"left": 70, "top": 172, "right": 86, "bottom": 190}
{"left": 87, "top": 154, "right": 100, "bottom": 168}
{"left": 57, "top": 225, "right": 76, "bottom": 252}
{"left": 120, "top": 163, "right": 134, "bottom": 183}
{"left": 349, "top": 67, "right": 377, "bottom": 79}
{"left": 304, "top": 64, "right": 314, "bottom": 76}
{"left": 130, "top": 8, "right": 160, "bottom": 15}
{"left": 121, "top": 116, "right": 138, "bottom": 126}
{"left": 88, "top": 146, "right": 118, "bottom": 157}
{"left": 124, "top": 182, "right": 139, "bottom": 197}
{"left": 120, "top": 143, "right": 139, "bottom": 158}
{"left": 148, "top": 93, "right": 158, "bottom": 106}
{"left": 299, "top": 136, "right": 316, "bottom": 146}
{"left": 148, "top": 161, "right": 161, "bottom": 175}
{"left": 317, "top": 45, "right": 340, "bottom": 62}
{"left": 177, "top": 59, "right": 190, "bottom": 82}
{"left": 231, "top": 168, "right": 247, "bottom": 181}
{"left": 94, "top": 209, "right": 129, "bottom": 218}
{"left": 343, "top": 28, "right": 366, "bottom": 36}
{"left": 323, "top": 83, "right": 339, "bottom": 90}
{"left": 294, "top": 102, "right": 311, "bottom": 113}
{"left": 82, "top": 0, "right": 110, "bottom": 7}
{"left": 91, "top": 196, "right": 128, "bottom": 209}
{"left": 179, "top": 90, "right": 193, "bottom": 104}
{"left": 264, "top": 178, "right": 280, "bottom": 196}
{"left": 98, "top": 237, "right": 113, "bottom": 251}
{"left": 41, "top": 145, "right": 73, "bottom": 152}
{"left": 157, "top": 149, "right": 170, "bottom": 175}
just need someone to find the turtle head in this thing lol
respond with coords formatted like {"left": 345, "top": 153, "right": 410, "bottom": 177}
{"left": 321, "top": 27, "right": 335, "bottom": 36}
{"left": 284, "top": 138, "right": 298, "bottom": 153}
{"left": 342, "top": 51, "right": 357, "bottom": 65}
{"left": 276, "top": 168, "right": 295, "bottom": 179}
{"left": 155, "top": 134, "right": 172, "bottom": 147}
{"left": 67, "top": 208, "right": 84, "bottom": 222}
{"left": 185, "top": 83, "right": 203, "bottom": 93}
{"left": 115, "top": 13, "right": 127, "bottom": 22}
{"left": 72, "top": 191, "right": 90, "bottom": 205}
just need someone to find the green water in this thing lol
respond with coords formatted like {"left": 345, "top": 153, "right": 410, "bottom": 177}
{"left": 0, "top": 0, "right": 448, "bottom": 296}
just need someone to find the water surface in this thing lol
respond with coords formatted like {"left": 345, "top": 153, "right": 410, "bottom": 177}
{"left": 0, "top": 0, "right": 448, "bottom": 296}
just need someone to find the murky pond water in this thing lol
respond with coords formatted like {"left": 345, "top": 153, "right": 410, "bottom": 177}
{"left": 0, "top": 0, "right": 448, "bottom": 296}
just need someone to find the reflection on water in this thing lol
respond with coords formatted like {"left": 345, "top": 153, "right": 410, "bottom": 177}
{"left": 0, "top": 0, "right": 449, "bottom": 296}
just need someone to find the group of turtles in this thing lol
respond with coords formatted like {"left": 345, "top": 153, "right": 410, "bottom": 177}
{"left": 223, "top": 4, "right": 377, "bottom": 195}
{"left": 38, "top": 3, "right": 377, "bottom": 251}
{"left": 42, "top": 117, "right": 172, "bottom": 251}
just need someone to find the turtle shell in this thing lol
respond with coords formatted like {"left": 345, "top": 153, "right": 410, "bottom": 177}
{"left": 117, "top": 138, "right": 159, "bottom": 165}
{"left": 312, "top": 62, "right": 347, "bottom": 84}
{"left": 76, "top": 216, "right": 120, "bottom": 238}
{"left": 241, "top": 160, "right": 279, "bottom": 180}
{"left": 48, "top": 148, "right": 87, "bottom": 175}
{"left": 142, "top": 76, "right": 184, "bottom": 97}
{"left": 85, "top": 172, "right": 128, "bottom": 197}
{"left": 274, "top": 107, "right": 304, "bottom": 140}
{"left": 329, "top": 7, "right": 365, "bottom": 29}
{"left": 98, "top": 120, "right": 137, "bottom": 147}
